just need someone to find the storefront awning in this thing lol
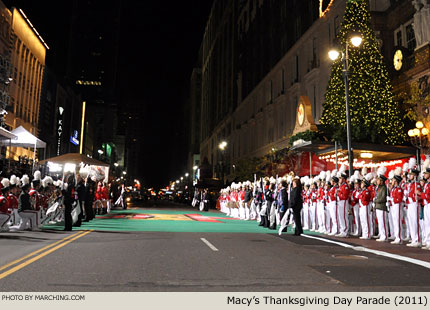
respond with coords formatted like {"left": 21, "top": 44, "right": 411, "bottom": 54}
{"left": 291, "top": 141, "right": 416, "bottom": 160}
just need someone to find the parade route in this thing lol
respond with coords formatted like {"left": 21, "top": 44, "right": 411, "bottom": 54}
{"left": 0, "top": 202, "right": 429, "bottom": 291}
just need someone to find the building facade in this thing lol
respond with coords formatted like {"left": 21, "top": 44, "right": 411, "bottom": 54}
{"left": 66, "top": 0, "right": 123, "bottom": 166}
{"left": 4, "top": 7, "right": 47, "bottom": 160}
{"left": 197, "top": 0, "right": 429, "bottom": 178}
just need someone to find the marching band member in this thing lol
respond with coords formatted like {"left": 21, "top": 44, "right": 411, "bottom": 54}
{"left": 309, "top": 179, "right": 318, "bottom": 232}
{"left": 327, "top": 170, "right": 339, "bottom": 236}
{"left": 359, "top": 174, "right": 373, "bottom": 239}
{"left": 238, "top": 183, "right": 245, "bottom": 220}
{"left": 244, "top": 181, "right": 252, "bottom": 220}
{"left": 386, "top": 170, "right": 395, "bottom": 241}
{"left": 336, "top": 166, "right": 350, "bottom": 237}
{"left": 401, "top": 162, "right": 411, "bottom": 241}
{"left": 268, "top": 177, "right": 278, "bottom": 230}
{"left": 390, "top": 168, "right": 404, "bottom": 244}
{"left": 324, "top": 172, "right": 332, "bottom": 234}
{"left": 302, "top": 177, "right": 309, "bottom": 230}
{"left": 264, "top": 180, "right": 275, "bottom": 229}
{"left": 368, "top": 174, "right": 377, "bottom": 238}
{"left": 0, "top": 178, "right": 11, "bottom": 232}
{"left": 316, "top": 172, "right": 327, "bottom": 233}
{"left": 406, "top": 157, "right": 422, "bottom": 247}
{"left": 29, "top": 171, "right": 42, "bottom": 228}
{"left": 225, "top": 187, "right": 232, "bottom": 216}
{"left": 7, "top": 175, "right": 20, "bottom": 226}
{"left": 422, "top": 160, "right": 430, "bottom": 250}
{"left": 374, "top": 167, "right": 388, "bottom": 242}
{"left": 17, "top": 175, "right": 39, "bottom": 231}
{"left": 350, "top": 172, "right": 362, "bottom": 237}
{"left": 231, "top": 184, "right": 239, "bottom": 218}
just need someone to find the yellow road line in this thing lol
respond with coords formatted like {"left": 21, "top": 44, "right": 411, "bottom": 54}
{"left": 0, "top": 230, "right": 93, "bottom": 280}
{"left": 0, "top": 231, "right": 85, "bottom": 273}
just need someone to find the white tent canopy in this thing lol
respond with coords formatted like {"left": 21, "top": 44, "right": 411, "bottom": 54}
{"left": 0, "top": 127, "right": 17, "bottom": 141}
{"left": 9, "top": 126, "right": 46, "bottom": 148}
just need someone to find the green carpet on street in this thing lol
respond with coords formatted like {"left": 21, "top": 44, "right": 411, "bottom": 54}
{"left": 43, "top": 209, "right": 321, "bottom": 235}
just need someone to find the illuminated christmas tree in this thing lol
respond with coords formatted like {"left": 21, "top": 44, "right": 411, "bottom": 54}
{"left": 320, "top": 0, "right": 405, "bottom": 145}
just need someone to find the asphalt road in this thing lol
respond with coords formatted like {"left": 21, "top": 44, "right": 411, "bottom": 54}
{"left": 0, "top": 201, "right": 429, "bottom": 292}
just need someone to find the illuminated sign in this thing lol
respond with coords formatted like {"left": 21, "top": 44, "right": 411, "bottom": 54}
{"left": 70, "top": 130, "right": 79, "bottom": 146}
{"left": 57, "top": 107, "right": 64, "bottom": 155}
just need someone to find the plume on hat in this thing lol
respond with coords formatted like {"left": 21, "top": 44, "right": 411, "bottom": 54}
{"left": 331, "top": 169, "right": 337, "bottom": 177}
{"left": 365, "top": 173, "right": 373, "bottom": 181}
{"left": 394, "top": 166, "right": 402, "bottom": 177}
{"left": 403, "top": 162, "right": 409, "bottom": 172}
{"left": 409, "top": 157, "right": 417, "bottom": 170}
{"left": 79, "top": 166, "right": 90, "bottom": 179}
{"left": 45, "top": 176, "right": 53, "bottom": 185}
{"left": 353, "top": 170, "right": 362, "bottom": 180}
{"left": 388, "top": 170, "right": 394, "bottom": 180}
{"left": 33, "top": 170, "right": 41, "bottom": 181}
{"left": 339, "top": 164, "right": 346, "bottom": 174}
{"left": 423, "top": 159, "right": 430, "bottom": 171}
{"left": 325, "top": 172, "right": 331, "bottom": 183}
{"left": 377, "top": 166, "right": 387, "bottom": 177}
{"left": 21, "top": 174, "right": 30, "bottom": 185}
{"left": 1, "top": 178, "right": 9, "bottom": 188}
{"left": 9, "top": 175, "right": 17, "bottom": 185}
{"left": 349, "top": 175, "right": 356, "bottom": 183}
{"left": 361, "top": 167, "right": 368, "bottom": 176}
{"left": 319, "top": 171, "right": 326, "bottom": 180}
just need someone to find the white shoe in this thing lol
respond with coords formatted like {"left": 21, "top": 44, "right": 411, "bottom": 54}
{"left": 391, "top": 239, "right": 401, "bottom": 244}
{"left": 406, "top": 242, "right": 421, "bottom": 247}
{"left": 376, "top": 238, "right": 387, "bottom": 242}
{"left": 359, "top": 236, "right": 370, "bottom": 240}
{"left": 328, "top": 232, "right": 336, "bottom": 236}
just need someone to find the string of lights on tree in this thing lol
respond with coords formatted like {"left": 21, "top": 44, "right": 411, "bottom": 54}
{"left": 319, "top": 0, "right": 405, "bottom": 145}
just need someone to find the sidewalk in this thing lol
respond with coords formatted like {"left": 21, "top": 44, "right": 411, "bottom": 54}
{"left": 310, "top": 232, "right": 430, "bottom": 262}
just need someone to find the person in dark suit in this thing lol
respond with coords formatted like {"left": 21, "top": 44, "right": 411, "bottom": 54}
{"left": 289, "top": 178, "right": 303, "bottom": 235}
{"left": 74, "top": 175, "right": 85, "bottom": 227}
{"left": 278, "top": 180, "right": 289, "bottom": 232}
{"left": 63, "top": 174, "right": 75, "bottom": 231}
{"left": 84, "top": 177, "right": 95, "bottom": 221}
{"left": 263, "top": 181, "right": 274, "bottom": 228}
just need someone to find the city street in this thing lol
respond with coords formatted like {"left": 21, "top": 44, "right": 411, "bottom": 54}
{"left": 0, "top": 201, "right": 429, "bottom": 292}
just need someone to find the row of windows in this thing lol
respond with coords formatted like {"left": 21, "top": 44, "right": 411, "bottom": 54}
{"left": 394, "top": 19, "right": 416, "bottom": 51}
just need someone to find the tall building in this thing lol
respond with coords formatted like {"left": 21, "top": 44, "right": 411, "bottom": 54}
{"left": 200, "top": 0, "right": 239, "bottom": 172}
{"left": 5, "top": 7, "right": 47, "bottom": 160}
{"left": 197, "top": 0, "right": 427, "bottom": 178}
{"left": 187, "top": 47, "right": 202, "bottom": 181}
{"left": 66, "top": 0, "right": 122, "bottom": 165}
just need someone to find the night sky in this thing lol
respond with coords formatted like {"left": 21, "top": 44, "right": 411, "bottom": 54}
{"left": 3, "top": 0, "right": 213, "bottom": 189}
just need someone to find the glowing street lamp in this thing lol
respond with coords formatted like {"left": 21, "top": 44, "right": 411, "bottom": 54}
{"left": 408, "top": 121, "right": 430, "bottom": 167}
{"left": 328, "top": 32, "right": 363, "bottom": 176}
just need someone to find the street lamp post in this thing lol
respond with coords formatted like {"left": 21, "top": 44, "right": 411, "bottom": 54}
{"left": 329, "top": 33, "right": 363, "bottom": 177}
{"left": 219, "top": 141, "right": 227, "bottom": 186}
{"left": 408, "top": 121, "right": 430, "bottom": 167}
